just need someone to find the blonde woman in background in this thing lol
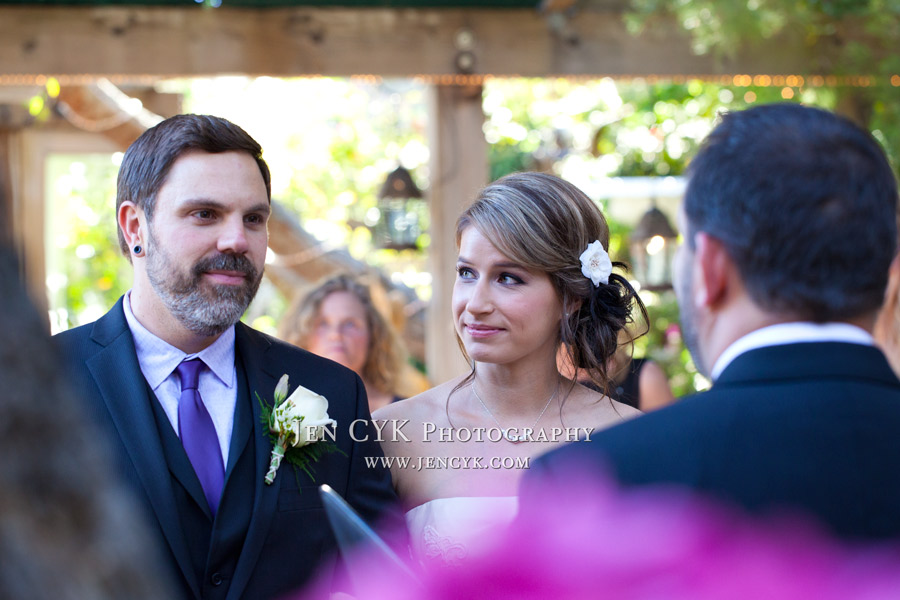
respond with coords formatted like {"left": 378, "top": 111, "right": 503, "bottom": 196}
{"left": 280, "top": 274, "right": 414, "bottom": 412}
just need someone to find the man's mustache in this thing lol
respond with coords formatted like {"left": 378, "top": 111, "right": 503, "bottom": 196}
{"left": 192, "top": 253, "right": 259, "bottom": 281}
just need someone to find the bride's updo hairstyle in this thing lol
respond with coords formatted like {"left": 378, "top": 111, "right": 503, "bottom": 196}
{"left": 455, "top": 171, "right": 647, "bottom": 394}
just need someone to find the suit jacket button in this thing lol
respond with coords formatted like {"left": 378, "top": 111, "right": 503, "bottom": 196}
{"left": 211, "top": 573, "right": 223, "bottom": 586}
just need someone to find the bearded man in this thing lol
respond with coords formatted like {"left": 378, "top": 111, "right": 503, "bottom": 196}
{"left": 55, "top": 114, "right": 398, "bottom": 599}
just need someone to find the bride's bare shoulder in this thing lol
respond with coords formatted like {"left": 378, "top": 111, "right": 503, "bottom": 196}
{"left": 565, "top": 382, "right": 643, "bottom": 429}
{"left": 372, "top": 376, "right": 469, "bottom": 423}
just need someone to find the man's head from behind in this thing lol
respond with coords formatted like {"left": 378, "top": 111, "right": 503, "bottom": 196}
{"left": 676, "top": 103, "right": 898, "bottom": 373}
{"left": 117, "top": 115, "right": 272, "bottom": 341}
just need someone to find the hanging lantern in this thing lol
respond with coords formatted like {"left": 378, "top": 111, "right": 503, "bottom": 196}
{"left": 629, "top": 204, "right": 678, "bottom": 291}
{"left": 373, "top": 166, "right": 425, "bottom": 251}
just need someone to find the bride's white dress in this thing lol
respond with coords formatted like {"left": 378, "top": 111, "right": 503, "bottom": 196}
{"left": 405, "top": 496, "right": 518, "bottom": 568}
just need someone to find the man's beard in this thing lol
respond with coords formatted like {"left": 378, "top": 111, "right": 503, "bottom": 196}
{"left": 674, "top": 256, "right": 708, "bottom": 378}
{"left": 145, "top": 228, "right": 263, "bottom": 337}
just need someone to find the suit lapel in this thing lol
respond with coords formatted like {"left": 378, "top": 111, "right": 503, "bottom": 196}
{"left": 87, "top": 301, "right": 202, "bottom": 599}
{"left": 226, "top": 323, "right": 283, "bottom": 600}
{"left": 225, "top": 366, "right": 252, "bottom": 479}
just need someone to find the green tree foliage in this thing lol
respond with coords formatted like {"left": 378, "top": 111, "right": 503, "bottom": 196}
{"left": 626, "top": 0, "right": 900, "bottom": 169}
{"left": 45, "top": 155, "right": 131, "bottom": 331}
{"left": 484, "top": 77, "right": 833, "bottom": 182}
{"left": 274, "top": 79, "right": 431, "bottom": 281}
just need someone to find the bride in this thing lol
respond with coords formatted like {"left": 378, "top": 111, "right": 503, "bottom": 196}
{"left": 373, "top": 172, "right": 647, "bottom": 567}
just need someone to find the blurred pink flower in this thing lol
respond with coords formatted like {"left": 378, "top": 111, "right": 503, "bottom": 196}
{"left": 299, "top": 467, "right": 900, "bottom": 599}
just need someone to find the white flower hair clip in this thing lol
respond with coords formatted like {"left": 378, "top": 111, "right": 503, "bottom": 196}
{"left": 579, "top": 240, "right": 613, "bottom": 287}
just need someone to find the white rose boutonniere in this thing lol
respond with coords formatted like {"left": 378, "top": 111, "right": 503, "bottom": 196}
{"left": 579, "top": 240, "right": 613, "bottom": 287}
{"left": 258, "top": 374, "right": 343, "bottom": 485}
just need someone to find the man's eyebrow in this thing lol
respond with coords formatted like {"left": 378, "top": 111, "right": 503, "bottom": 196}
{"left": 178, "top": 199, "right": 271, "bottom": 215}
{"left": 246, "top": 202, "right": 271, "bottom": 215}
{"left": 179, "top": 198, "right": 222, "bottom": 209}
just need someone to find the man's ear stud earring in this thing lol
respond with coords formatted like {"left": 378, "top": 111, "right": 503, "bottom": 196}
{"left": 133, "top": 245, "right": 142, "bottom": 255}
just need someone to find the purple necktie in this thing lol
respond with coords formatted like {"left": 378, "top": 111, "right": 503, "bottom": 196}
{"left": 176, "top": 359, "right": 224, "bottom": 516}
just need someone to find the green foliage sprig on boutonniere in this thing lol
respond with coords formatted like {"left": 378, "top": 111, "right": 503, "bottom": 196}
{"left": 257, "top": 374, "right": 344, "bottom": 485}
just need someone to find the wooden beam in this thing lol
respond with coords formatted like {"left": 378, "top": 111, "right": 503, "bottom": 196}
{"left": 425, "top": 83, "right": 487, "bottom": 385}
{"left": 266, "top": 201, "right": 366, "bottom": 295}
{"left": 0, "top": 6, "right": 836, "bottom": 79}
{"left": 0, "top": 129, "right": 13, "bottom": 248}
{"left": 55, "top": 81, "right": 164, "bottom": 149}
{"left": 14, "top": 129, "right": 121, "bottom": 320}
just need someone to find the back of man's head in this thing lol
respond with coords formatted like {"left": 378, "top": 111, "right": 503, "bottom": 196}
{"left": 684, "top": 103, "right": 898, "bottom": 322}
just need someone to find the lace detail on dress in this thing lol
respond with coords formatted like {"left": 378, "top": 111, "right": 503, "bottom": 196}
{"left": 422, "top": 525, "right": 469, "bottom": 567}
{"left": 405, "top": 496, "right": 518, "bottom": 568}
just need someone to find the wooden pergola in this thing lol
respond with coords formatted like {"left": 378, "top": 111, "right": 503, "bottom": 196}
{"left": 0, "top": 0, "right": 834, "bottom": 383}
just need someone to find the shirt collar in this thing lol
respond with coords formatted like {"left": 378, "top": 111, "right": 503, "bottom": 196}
{"left": 123, "top": 290, "right": 235, "bottom": 389}
{"left": 710, "top": 322, "right": 874, "bottom": 381}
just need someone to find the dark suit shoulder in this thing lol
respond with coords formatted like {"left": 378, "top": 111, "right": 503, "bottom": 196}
{"left": 53, "top": 319, "right": 93, "bottom": 340}
{"left": 527, "top": 349, "right": 900, "bottom": 540}
{"left": 53, "top": 320, "right": 98, "bottom": 354}
{"left": 53, "top": 298, "right": 129, "bottom": 351}
{"left": 589, "top": 390, "right": 716, "bottom": 445}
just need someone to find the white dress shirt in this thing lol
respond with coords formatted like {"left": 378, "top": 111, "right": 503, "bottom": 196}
{"left": 711, "top": 321, "right": 875, "bottom": 381}
{"left": 123, "top": 291, "right": 237, "bottom": 466}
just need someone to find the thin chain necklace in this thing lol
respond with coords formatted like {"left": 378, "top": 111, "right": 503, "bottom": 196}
{"left": 472, "top": 378, "right": 559, "bottom": 444}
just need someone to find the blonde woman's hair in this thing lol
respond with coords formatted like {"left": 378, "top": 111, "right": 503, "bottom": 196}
{"left": 280, "top": 274, "right": 407, "bottom": 397}
{"left": 455, "top": 172, "right": 647, "bottom": 394}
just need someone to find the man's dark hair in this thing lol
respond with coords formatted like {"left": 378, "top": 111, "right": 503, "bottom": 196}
{"left": 115, "top": 114, "right": 271, "bottom": 258}
{"left": 684, "top": 103, "right": 899, "bottom": 322}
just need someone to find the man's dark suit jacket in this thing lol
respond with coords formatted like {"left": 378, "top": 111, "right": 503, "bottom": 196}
{"left": 55, "top": 298, "right": 400, "bottom": 599}
{"left": 525, "top": 341, "right": 900, "bottom": 541}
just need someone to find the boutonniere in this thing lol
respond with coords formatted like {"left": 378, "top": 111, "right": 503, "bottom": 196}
{"left": 258, "top": 374, "right": 343, "bottom": 485}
